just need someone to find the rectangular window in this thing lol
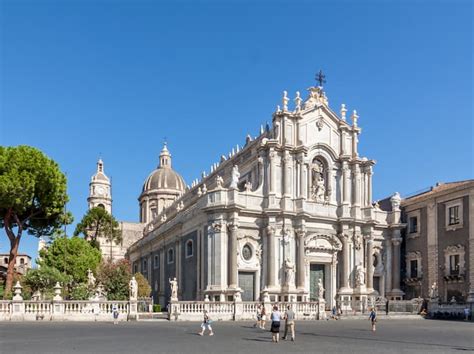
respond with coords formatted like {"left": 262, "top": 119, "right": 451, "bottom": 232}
{"left": 409, "top": 217, "right": 418, "bottom": 234}
{"left": 410, "top": 260, "right": 418, "bottom": 278}
{"left": 154, "top": 254, "right": 159, "bottom": 269}
{"left": 448, "top": 206, "right": 460, "bottom": 225}
{"left": 133, "top": 263, "right": 138, "bottom": 274}
{"left": 450, "top": 255, "right": 460, "bottom": 275}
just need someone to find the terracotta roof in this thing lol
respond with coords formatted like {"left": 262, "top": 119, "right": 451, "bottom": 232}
{"left": 402, "top": 180, "right": 474, "bottom": 205}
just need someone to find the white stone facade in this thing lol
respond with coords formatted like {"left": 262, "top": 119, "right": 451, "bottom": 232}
{"left": 127, "top": 81, "right": 405, "bottom": 309}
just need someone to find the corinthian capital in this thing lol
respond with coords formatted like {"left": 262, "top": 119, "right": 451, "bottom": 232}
{"left": 266, "top": 225, "right": 275, "bottom": 236}
{"left": 296, "top": 226, "right": 306, "bottom": 238}
{"left": 228, "top": 222, "right": 239, "bottom": 232}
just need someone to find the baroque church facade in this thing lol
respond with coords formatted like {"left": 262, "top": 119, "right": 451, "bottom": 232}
{"left": 87, "top": 80, "right": 406, "bottom": 310}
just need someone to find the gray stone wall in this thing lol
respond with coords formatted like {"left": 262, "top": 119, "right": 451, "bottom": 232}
{"left": 181, "top": 231, "right": 197, "bottom": 300}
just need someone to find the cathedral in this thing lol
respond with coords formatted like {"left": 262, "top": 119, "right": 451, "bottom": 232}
{"left": 87, "top": 80, "right": 406, "bottom": 310}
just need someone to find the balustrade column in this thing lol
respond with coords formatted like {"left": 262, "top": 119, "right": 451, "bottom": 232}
{"left": 266, "top": 226, "right": 276, "bottom": 288}
{"left": 296, "top": 228, "right": 306, "bottom": 289}
{"left": 228, "top": 223, "right": 238, "bottom": 288}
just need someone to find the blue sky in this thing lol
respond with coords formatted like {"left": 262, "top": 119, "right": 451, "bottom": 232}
{"left": 0, "top": 0, "right": 472, "bottom": 261}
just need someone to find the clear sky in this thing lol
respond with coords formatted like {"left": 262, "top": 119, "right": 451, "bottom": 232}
{"left": 0, "top": 0, "right": 472, "bottom": 261}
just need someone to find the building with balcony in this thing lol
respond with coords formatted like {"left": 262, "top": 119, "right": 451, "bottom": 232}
{"left": 401, "top": 180, "right": 474, "bottom": 302}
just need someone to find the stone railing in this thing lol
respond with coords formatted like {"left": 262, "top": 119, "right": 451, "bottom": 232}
{"left": 0, "top": 299, "right": 132, "bottom": 322}
{"left": 168, "top": 300, "right": 324, "bottom": 321}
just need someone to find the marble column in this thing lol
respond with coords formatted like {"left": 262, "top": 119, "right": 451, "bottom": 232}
{"left": 342, "top": 162, "right": 350, "bottom": 204}
{"left": 391, "top": 231, "right": 402, "bottom": 292}
{"left": 266, "top": 226, "right": 276, "bottom": 288}
{"left": 385, "top": 239, "right": 392, "bottom": 295}
{"left": 283, "top": 153, "right": 290, "bottom": 197}
{"left": 228, "top": 223, "right": 238, "bottom": 289}
{"left": 341, "top": 234, "right": 350, "bottom": 289}
{"left": 366, "top": 236, "right": 374, "bottom": 291}
{"left": 269, "top": 149, "right": 275, "bottom": 194}
{"left": 301, "top": 162, "right": 308, "bottom": 199}
{"left": 353, "top": 164, "right": 361, "bottom": 207}
{"left": 296, "top": 228, "right": 306, "bottom": 289}
{"left": 367, "top": 167, "right": 373, "bottom": 206}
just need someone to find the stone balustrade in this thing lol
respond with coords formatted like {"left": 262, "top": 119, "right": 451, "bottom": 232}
{"left": 168, "top": 300, "right": 324, "bottom": 321}
{"left": 0, "top": 299, "right": 132, "bottom": 322}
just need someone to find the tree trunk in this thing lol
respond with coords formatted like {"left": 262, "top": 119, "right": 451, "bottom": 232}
{"left": 3, "top": 210, "right": 23, "bottom": 299}
{"left": 4, "top": 231, "right": 21, "bottom": 299}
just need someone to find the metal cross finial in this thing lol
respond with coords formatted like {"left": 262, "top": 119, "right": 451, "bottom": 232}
{"left": 315, "top": 70, "right": 326, "bottom": 87}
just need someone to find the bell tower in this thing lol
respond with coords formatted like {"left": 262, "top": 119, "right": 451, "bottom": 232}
{"left": 87, "top": 158, "right": 112, "bottom": 213}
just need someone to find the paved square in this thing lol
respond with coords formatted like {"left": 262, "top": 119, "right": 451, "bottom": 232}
{"left": 0, "top": 319, "right": 472, "bottom": 354}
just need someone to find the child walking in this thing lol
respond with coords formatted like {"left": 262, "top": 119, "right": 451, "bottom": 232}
{"left": 199, "top": 310, "right": 214, "bottom": 336}
{"left": 368, "top": 308, "right": 377, "bottom": 332}
{"left": 112, "top": 304, "right": 119, "bottom": 325}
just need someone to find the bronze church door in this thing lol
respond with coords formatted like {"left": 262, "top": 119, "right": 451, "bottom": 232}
{"left": 309, "top": 264, "right": 325, "bottom": 301}
{"left": 238, "top": 271, "right": 255, "bottom": 301}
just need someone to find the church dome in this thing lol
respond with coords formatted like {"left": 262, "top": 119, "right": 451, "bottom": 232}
{"left": 141, "top": 144, "right": 186, "bottom": 193}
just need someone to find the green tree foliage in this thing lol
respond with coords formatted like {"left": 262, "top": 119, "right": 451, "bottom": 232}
{"left": 97, "top": 259, "right": 131, "bottom": 301}
{"left": 39, "top": 236, "right": 101, "bottom": 286}
{"left": 134, "top": 272, "right": 151, "bottom": 298}
{"left": 74, "top": 207, "right": 122, "bottom": 259}
{"left": 23, "top": 266, "right": 70, "bottom": 296}
{"left": 69, "top": 283, "right": 93, "bottom": 300}
{"left": 0, "top": 145, "right": 71, "bottom": 297}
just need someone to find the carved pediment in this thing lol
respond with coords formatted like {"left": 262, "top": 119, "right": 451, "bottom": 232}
{"left": 304, "top": 234, "right": 342, "bottom": 254}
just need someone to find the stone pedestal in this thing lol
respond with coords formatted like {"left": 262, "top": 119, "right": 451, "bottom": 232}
{"left": 317, "top": 299, "right": 326, "bottom": 320}
{"left": 128, "top": 300, "right": 138, "bottom": 321}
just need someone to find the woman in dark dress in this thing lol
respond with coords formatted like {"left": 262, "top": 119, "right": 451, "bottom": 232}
{"left": 270, "top": 305, "right": 282, "bottom": 343}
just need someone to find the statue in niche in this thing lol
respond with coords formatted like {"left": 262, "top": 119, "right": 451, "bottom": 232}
{"left": 355, "top": 263, "right": 366, "bottom": 287}
{"left": 311, "top": 160, "right": 326, "bottom": 203}
{"left": 429, "top": 282, "right": 438, "bottom": 299}
{"left": 283, "top": 258, "right": 295, "bottom": 287}
{"left": 230, "top": 165, "right": 240, "bottom": 189}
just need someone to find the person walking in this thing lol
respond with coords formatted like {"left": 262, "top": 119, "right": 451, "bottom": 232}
{"left": 368, "top": 307, "right": 377, "bottom": 332}
{"left": 464, "top": 307, "right": 470, "bottom": 321}
{"left": 199, "top": 310, "right": 214, "bottom": 336}
{"left": 254, "top": 304, "right": 262, "bottom": 328}
{"left": 270, "top": 305, "right": 282, "bottom": 343}
{"left": 112, "top": 304, "right": 119, "bottom": 325}
{"left": 282, "top": 305, "right": 295, "bottom": 341}
{"left": 260, "top": 304, "right": 267, "bottom": 329}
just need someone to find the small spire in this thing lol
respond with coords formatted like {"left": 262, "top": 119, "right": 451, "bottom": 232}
{"left": 294, "top": 91, "right": 302, "bottom": 112}
{"left": 351, "top": 110, "right": 359, "bottom": 127}
{"left": 97, "top": 158, "right": 104, "bottom": 173}
{"left": 282, "top": 91, "right": 289, "bottom": 111}
{"left": 340, "top": 104, "right": 347, "bottom": 121}
{"left": 159, "top": 143, "right": 172, "bottom": 168}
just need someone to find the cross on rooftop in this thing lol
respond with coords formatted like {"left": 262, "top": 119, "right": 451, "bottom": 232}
{"left": 315, "top": 70, "right": 326, "bottom": 87}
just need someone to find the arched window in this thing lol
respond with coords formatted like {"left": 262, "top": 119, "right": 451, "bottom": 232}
{"left": 167, "top": 248, "right": 174, "bottom": 264}
{"left": 186, "top": 240, "right": 193, "bottom": 258}
{"left": 97, "top": 204, "right": 105, "bottom": 209}
{"left": 3, "top": 258, "right": 8, "bottom": 264}
{"left": 20, "top": 258, "right": 25, "bottom": 265}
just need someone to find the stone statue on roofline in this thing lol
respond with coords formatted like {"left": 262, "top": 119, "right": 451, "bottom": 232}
{"left": 230, "top": 165, "right": 240, "bottom": 189}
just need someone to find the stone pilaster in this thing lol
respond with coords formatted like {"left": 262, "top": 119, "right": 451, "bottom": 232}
{"left": 228, "top": 222, "right": 238, "bottom": 289}
{"left": 367, "top": 166, "right": 373, "bottom": 206}
{"left": 296, "top": 227, "right": 306, "bottom": 289}
{"left": 391, "top": 230, "right": 403, "bottom": 297}
{"left": 340, "top": 233, "right": 351, "bottom": 291}
{"left": 266, "top": 225, "right": 276, "bottom": 288}
{"left": 366, "top": 235, "right": 374, "bottom": 291}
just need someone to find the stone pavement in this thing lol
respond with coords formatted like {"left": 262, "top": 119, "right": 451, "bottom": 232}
{"left": 0, "top": 319, "right": 472, "bottom": 354}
